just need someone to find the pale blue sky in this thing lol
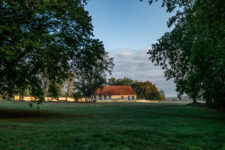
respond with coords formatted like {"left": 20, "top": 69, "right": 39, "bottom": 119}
{"left": 85, "top": 0, "right": 177, "bottom": 97}
{"left": 86, "top": 0, "right": 174, "bottom": 50}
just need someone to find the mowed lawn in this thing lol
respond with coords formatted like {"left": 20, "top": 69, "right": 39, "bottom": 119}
{"left": 0, "top": 101, "right": 225, "bottom": 150}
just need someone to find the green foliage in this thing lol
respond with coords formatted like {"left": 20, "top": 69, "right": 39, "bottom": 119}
{"left": 147, "top": 0, "right": 225, "bottom": 108}
{"left": 47, "top": 83, "right": 60, "bottom": 99}
{"left": 108, "top": 77, "right": 163, "bottom": 100}
{"left": 75, "top": 40, "right": 114, "bottom": 99}
{"left": 29, "top": 79, "right": 44, "bottom": 102}
{"left": 0, "top": 0, "right": 90, "bottom": 98}
{"left": 1, "top": 100, "right": 225, "bottom": 149}
{"left": 133, "top": 80, "right": 161, "bottom": 100}
{"left": 108, "top": 77, "right": 133, "bottom": 86}
{"left": 0, "top": 0, "right": 113, "bottom": 102}
{"left": 72, "top": 92, "right": 83, "bottom": 102}
{"left": 159, "top": 90, "right": 166, "bottom": 100}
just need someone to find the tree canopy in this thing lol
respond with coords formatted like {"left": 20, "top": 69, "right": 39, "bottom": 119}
{"left": 146, "top": 0, "right": 225, "bottom": 108}
{"left": 0, "top": 0, "right": 113, "bottom": 101}
{"left": 75, "top": 40, "right": 114, "bottom": 101}
{"left": 108, "top": 77, "right": 164, "bottom": 100}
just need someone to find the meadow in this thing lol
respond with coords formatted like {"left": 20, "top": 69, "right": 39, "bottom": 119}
{"left": 0, "top": 100, "right": 225, "bottom": 150}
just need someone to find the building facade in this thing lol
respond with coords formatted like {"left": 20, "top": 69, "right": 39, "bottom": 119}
{"left": 94, "top": 86, "right": 137, "bottom": 102}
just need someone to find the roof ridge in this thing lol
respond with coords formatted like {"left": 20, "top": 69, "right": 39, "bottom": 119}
{"left": 95, "top": 86, "right": 136, "bottom": 95}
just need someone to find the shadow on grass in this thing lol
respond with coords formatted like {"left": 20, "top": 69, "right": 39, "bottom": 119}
{"left": 0, "top": 109, "right": 67, "bottom": 119}
{"left": 0, "top": 108, "right": 93, "bottom": 120}
{"left": 187, "top": 102, "right": 207, "bottom": 107}
{"left": 161, "top": 113, "right": 225, "bottom": 122}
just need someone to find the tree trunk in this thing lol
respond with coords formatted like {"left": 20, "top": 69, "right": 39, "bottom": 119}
{"left": 21, "top": 93, "right": 24, "bottom": 101}
{"left": 66, "top": 82, "right": 71, "bottom": 101}
{"left": 193, "top": 98, "right": 197, "bottom": 104}
{"left": 8, "top": 90, "right": 14, "bottom": 101}
{"left": 19, "top": 91, "right": 24, "bottom": 101}
{"left": 43, "top": 79, "right": 48, "bottom": 102}
{"left": 8, "top": 95, "right": 14, "bottom": 101}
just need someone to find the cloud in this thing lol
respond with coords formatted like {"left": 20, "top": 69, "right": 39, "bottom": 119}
{"left": 108, "top": 48, "right": 177, "bottom": 97}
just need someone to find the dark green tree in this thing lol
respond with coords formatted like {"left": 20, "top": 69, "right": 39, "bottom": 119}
{"left": 133, "top": 81, "right": 161, "bottom": 100}
{"left": 159, "top": 90, "right": 166, "bottom": 100}
{"left": 75, "top": 39, "right": 114, "bottom": 102}
{"left": 108, "top": 77, "right": 133, "bottom": 86}
{"left": 146, "top": 0, "right": 225, "bottom": 108}
{"left": 0, "top": 0, "right": 111, "bottom": 102}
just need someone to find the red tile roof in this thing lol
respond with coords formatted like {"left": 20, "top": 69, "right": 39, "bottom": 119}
{"left": 95, "top": 86, "right": 136, "bottom": 96}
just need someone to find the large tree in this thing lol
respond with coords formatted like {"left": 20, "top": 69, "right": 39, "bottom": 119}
{"left": 75, "top": 39, "right": 114, "bottom": 101}
{"left": 108, "top": 77, "right": 162, "bottom": 100}
{"left": 146, "top": 0, "right": 225, "bottom": 107}
{"left": 133, "top": 81, "right": 161, "bottom": 100}
{"left": 0, "top": 0, "right": 110, "bottom": 101}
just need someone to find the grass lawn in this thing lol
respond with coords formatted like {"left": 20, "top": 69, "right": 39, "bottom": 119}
{"left": 0, "top": 100, "right": 225, "bottom": 150}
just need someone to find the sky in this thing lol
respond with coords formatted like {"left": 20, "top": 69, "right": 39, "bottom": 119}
{"left": 85, "top": 0, "right": 177, "bottom": 97}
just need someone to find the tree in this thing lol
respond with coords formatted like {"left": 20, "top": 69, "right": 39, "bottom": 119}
{"left": 146, "top": 0, "right": 225, "bottom": 108}
{"left": 75, "top": 39, "right": 114, "bottom": 102}
{"left": 159, "top": 90, "right": 166, "bottom": 100}
{"left": 108, "top": 77, "right": 162, "bottom": 100}
{"left": 134, "top": 81, "right": 161, "bottom": 100}
{"left": 108, "top": 77, "right": 133, "bottom": 86}
{"left": 0, "top": 0, "right": 110, "bottom": 102}
{"left": 60, "top": 72, "right": 76, "bottom": 101}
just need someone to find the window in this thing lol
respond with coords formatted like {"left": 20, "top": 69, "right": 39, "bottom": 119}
{"left": 104, "top": 95, "right": 107, "bottom": 100}
{"left": 132, "top": 96, "right": 135, "bottom": 100}
{"left": 128, "top": 96, "right": 130, "bottom": 100}
{"left": 94, "top": 96, "right": 96, "bottom": 100}
{"left": 99, "top": 96, "right": 102, "bottom": 100}
{"left": 109, "top": 96, "right": 111, "bottom": 100}
{"left": 121, "top": 96, "right": 124, "bottom": 100}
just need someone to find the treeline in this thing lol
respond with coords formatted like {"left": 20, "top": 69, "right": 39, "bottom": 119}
{"left": 108, "top": 77, "right": 166, "bottom": 100}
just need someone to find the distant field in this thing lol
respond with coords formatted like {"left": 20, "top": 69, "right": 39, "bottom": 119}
{"left": 0, "top": 100, "right": 225, "bottom": 150}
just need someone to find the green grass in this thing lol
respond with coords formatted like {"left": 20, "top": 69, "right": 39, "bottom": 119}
{"left": 0, "top": 101, "right": 225, "bottom": 150}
